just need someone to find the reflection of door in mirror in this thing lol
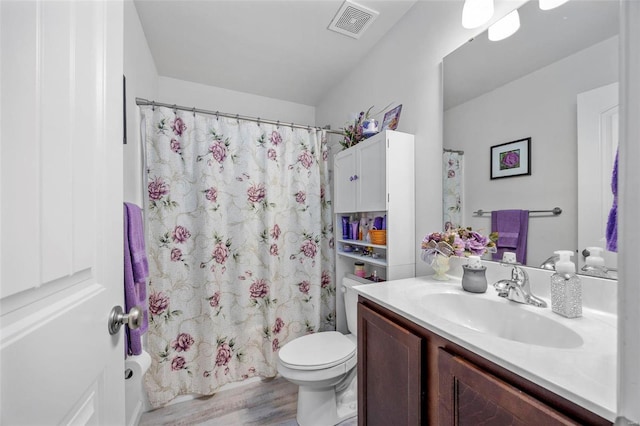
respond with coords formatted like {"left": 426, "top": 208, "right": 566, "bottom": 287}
{"left": 577, "top": 83, "right": 618, "bottom": 276}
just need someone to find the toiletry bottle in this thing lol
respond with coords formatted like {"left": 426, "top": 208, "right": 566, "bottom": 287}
{"left": 585, "top": 246, "right": 608, "bottom": 277}
{"left": 550, "top": 250, "right": 582, "bottom": 318}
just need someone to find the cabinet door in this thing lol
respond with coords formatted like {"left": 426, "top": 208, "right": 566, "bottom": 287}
{"left": 438, "top": 349, "right": 577, "bottom": 425}
{"left": 334, "top": 147, "right": 357, "bottom": 213}
{"left": 358, "top": 303, "right": 423, "bottom": 426}
{"left": 357, "top": 137, "right": 387, "bottom": 212}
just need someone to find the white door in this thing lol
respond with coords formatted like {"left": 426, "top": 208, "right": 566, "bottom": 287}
{"left": 1, "top": 1, "right": 125, "bottom": 424}
{"left": 577, "top": 83, "right": 618, "bottom": 273}
{"left": 333, "top": 148, "right": 357, "bottom": 213}
{"left": 357, "top": 135, "right": 386, "bottom": 212}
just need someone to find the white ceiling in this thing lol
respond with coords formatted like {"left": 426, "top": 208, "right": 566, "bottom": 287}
{"left": 133, "top": 0, "right": 417, "bottom": 106}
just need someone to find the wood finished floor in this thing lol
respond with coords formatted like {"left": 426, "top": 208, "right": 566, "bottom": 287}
{"left": 138, "top": 376, "right": 358, "bottom": 426}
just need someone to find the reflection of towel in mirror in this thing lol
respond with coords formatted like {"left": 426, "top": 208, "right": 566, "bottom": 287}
{"left": 491, "top": 209, "right": 529, "bottom": 264}
{"left": 606, "top": 151, "right": 618, "bottom": 252}
{"left": 124, "top": 203, "right": 149, "bottom": 356}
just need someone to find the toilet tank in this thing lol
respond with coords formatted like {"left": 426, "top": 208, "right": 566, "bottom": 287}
{"left": 342, "top": 276, "right": 372, "bottom": 337}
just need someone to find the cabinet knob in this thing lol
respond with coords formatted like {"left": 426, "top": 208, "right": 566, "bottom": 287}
{"left": 350, "top": 175, "right": 358, "bottom": 181}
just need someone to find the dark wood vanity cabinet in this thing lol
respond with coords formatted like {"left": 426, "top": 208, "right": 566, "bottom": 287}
{"left": 357, "top": 297, "right": 611, "bottom": 426}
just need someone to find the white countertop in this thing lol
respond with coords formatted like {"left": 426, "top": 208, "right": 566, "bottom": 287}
{"left": 353, "top": 275, "right": 617, "bottom": 421}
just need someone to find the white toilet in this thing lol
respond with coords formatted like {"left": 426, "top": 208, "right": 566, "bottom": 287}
{"left": 277, "top": 276, "right": 366, "bottom": 426}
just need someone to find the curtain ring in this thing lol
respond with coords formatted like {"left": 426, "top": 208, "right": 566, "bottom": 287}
{"left": 276, "top": 121, "right": 280, "bottom": 129}
{"left": 172, "top": 104, "right": 177, "bottom": 115}
{"left": 257, "top": 117, "right": 261, "bottom": 127}
{"left": 215, "top": 111, "right": 219, "bottom": 121}
{"left": 151, "top": 101, "right": 155, "bottom": 111}
{"left": 236, "top": 114, "right": 240, "bottom": 124}
{"left": 192, "top": 107, "right": 196, "bottom": 117}
{"left": 290, "top": 122, "right": 294, "bottom": 130}
{"left": 307, "top": 125, "right": 311, "bottom": 133}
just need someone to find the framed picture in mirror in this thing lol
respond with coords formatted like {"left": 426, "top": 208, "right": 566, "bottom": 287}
{"left": 490, "top": 137, "right": 531, "bottom": 179}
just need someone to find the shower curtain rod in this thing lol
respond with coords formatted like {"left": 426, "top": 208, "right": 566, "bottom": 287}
{"left": 443, "top": 148, "right": 464, "bottom": 154}
{"left": 135, "top": 98, "right": 345, "bottom": 136}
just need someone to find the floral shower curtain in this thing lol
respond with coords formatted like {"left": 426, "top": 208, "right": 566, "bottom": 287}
{"left": 141, "top": 106, "right": 335, "bottom": 407}
{"left": 443, "top": 151, "right": 463, "bottom": 230}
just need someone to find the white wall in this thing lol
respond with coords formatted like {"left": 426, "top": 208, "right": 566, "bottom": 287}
{"left": 444, "top": 36, "right": 618, "bottom": 267}
{"left": 158, "top": 77, "right": 316, "bottom": 126}
{"left": 124, "top": 0, "right": 159, "bottom": 206}
{"left": 316, "top": 0, "right": 526, "bottom": 275}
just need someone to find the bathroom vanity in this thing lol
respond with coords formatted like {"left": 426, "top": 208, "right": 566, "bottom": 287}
{"left": 355, "top": 275, "right": 616, "bottom": 425}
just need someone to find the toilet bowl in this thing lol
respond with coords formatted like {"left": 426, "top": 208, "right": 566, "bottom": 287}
{"left": 277, "top": 276, "right": 366, "bottom": 426}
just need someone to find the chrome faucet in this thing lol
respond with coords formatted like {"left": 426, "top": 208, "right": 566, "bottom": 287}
{"left": 580, "top": 264, "right": 617, "bottom": 278}
{"left": 493, "top": 264, "right": 547, "bottom": 308}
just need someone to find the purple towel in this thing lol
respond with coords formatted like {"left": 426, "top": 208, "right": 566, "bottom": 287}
{"left": 491, "top": 209, "right": 529, "bottom": 264}
{"left": 606, "top": 151, "right": 618, "bottom": 252}
{"left": 124, "top": 203, "right": 149, "bottom": 356}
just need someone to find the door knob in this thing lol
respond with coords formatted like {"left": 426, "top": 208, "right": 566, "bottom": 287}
{"left": 108, "top": 305, "right": 142, "bottom": 335}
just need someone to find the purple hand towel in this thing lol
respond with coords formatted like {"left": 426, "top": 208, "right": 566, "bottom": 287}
{"left": 606, "top": 151, "right": 618, "bottom": 252}
{"left": 491, "top": 209, "right": 529, "bottom": 264}
{"left": 124, "top": 203, "right": 149, "bottom": 356}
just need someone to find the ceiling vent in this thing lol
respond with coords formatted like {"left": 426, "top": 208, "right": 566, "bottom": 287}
{"left": 328, "top": 0, "right": 379, "bottom": 39}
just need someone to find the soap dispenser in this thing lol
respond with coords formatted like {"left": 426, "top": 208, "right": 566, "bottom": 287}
{"left": 585, "top": 246, "right": 608, "bottom": 277}
{"left": 550, "top": 250, "right": 582, "bottom": 318}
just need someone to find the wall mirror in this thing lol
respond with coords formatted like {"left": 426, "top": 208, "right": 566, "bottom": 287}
{"left": 443, "top": 0, "right": 619, "bottom": 277}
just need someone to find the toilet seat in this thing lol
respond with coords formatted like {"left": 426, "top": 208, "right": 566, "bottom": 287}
{"left": 278, "top": 331, "right": 356, "bottom": 371}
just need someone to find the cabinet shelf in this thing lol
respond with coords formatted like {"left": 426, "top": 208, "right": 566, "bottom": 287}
{"left": 337, "top": 251, "right": 387, "bottom": 267}
{"left": 337, "top": 238, "right": 387, "bottom": 250}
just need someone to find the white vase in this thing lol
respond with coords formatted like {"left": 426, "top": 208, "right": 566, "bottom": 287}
{"left": 431, "top": 254, "right": 451, "bottom": 281}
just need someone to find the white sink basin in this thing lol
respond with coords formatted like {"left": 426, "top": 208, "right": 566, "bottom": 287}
{"left": 422, "top": 293, "right": 583, "bottom": 349}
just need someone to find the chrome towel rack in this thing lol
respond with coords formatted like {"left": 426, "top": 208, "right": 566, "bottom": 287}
{"left": 473, "top": 207, "right": 562, "bottom": 216}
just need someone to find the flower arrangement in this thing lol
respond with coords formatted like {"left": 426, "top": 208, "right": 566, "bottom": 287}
{"left": 340, "top": 106, "right": 373, "bottom": 150}
{"left": 340, "top": 104, "right": 394, "bottom": 150}
{"left": 421, "top": 227, "right": 498, "bottom": 260}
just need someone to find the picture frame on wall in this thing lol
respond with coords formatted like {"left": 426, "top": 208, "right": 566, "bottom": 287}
{"left": 490, "top": 137, "right": 531, "bottom": 179}
{"left": 380, "top": 104, "right": 402, "bottom": 131}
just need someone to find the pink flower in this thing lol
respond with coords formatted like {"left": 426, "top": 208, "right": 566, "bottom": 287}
{"left": 249, "top": 279, "right": 269, "bottom": 299}
{"left": 270, "top": 131, "right": 282, "bottom": 145}
{"left": 171, "top": 356, "right": 186, "bottom": 371}
{"left": 205, "top": 187, "right": 218, "bottom": 202}
{"left": 272, "top": 338, "right": 280, "bottom": 352}
{"left": 267, "top": 148, "right": 277, "bottom": 161}
{"left": 149, "top": 291, "right": 169, "bottom": 315}
{"left": 298, "top": 150, "right": 313, "bottom": 169}
{"left": 300, "top": 239, "right": 317, "bottom": 259}
{"left": 171, "top": 333, "right": 194, "bottom": 352}
{"left": 321, "top": 271, "right": 331, "bottom": 288}
{"left": 270, "top": 244, "right": 279, "bottom": 256}
{"left": 271, "top": 224, "right": 281, "bottom": 240}
{"left": 212, "top": 242, "right": 229, "bottom": 264}
{"left": 272, "top": 317, "right": 284, "bottom": 334}
{"left": 171, "top": 117, "right": 186, "bottom": 136}
{"left": 298, "top": 280, "right": 310, "bottom": 294}
{"left": 501, "top": 150, "right": 520, "bottom": 169}
{"left": 209, "top": 291, "right": 221, "bottom": 308}
{"left": 170, "top": 138, "right": 181, "bottom": 153}
{"left": 172, "top": 225, "right": 191, "bottom": 243}
{"left": 295, "top": 191, "right": 306, "bottom": 204}
{"left": 148, "top": 177, "right": 169, "bottom": 201}
{"left": 170, "top": 248, "right": 182, "bottom": 262}
{"left": 215, "top": 343, "right": 232, "bottom": 366}
{"left": 247, "top": 183, "right": 266, "bottom": 203}
{"left": 209, "top": 140, "right": 227, "bottom": 163}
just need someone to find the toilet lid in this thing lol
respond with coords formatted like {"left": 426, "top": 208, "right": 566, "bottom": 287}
{"left": 278, "top": 332, "right": 356, "bottom": 370}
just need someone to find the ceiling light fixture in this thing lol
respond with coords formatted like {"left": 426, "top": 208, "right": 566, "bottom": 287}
{"left": 539, "top": 0, "right": 570, "bottom": 11}
{"left": 462, "top": 0, "right": 495, "bottom": 29}
{"left": 488, "top": 9, "right": 520, "bottom": 41}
